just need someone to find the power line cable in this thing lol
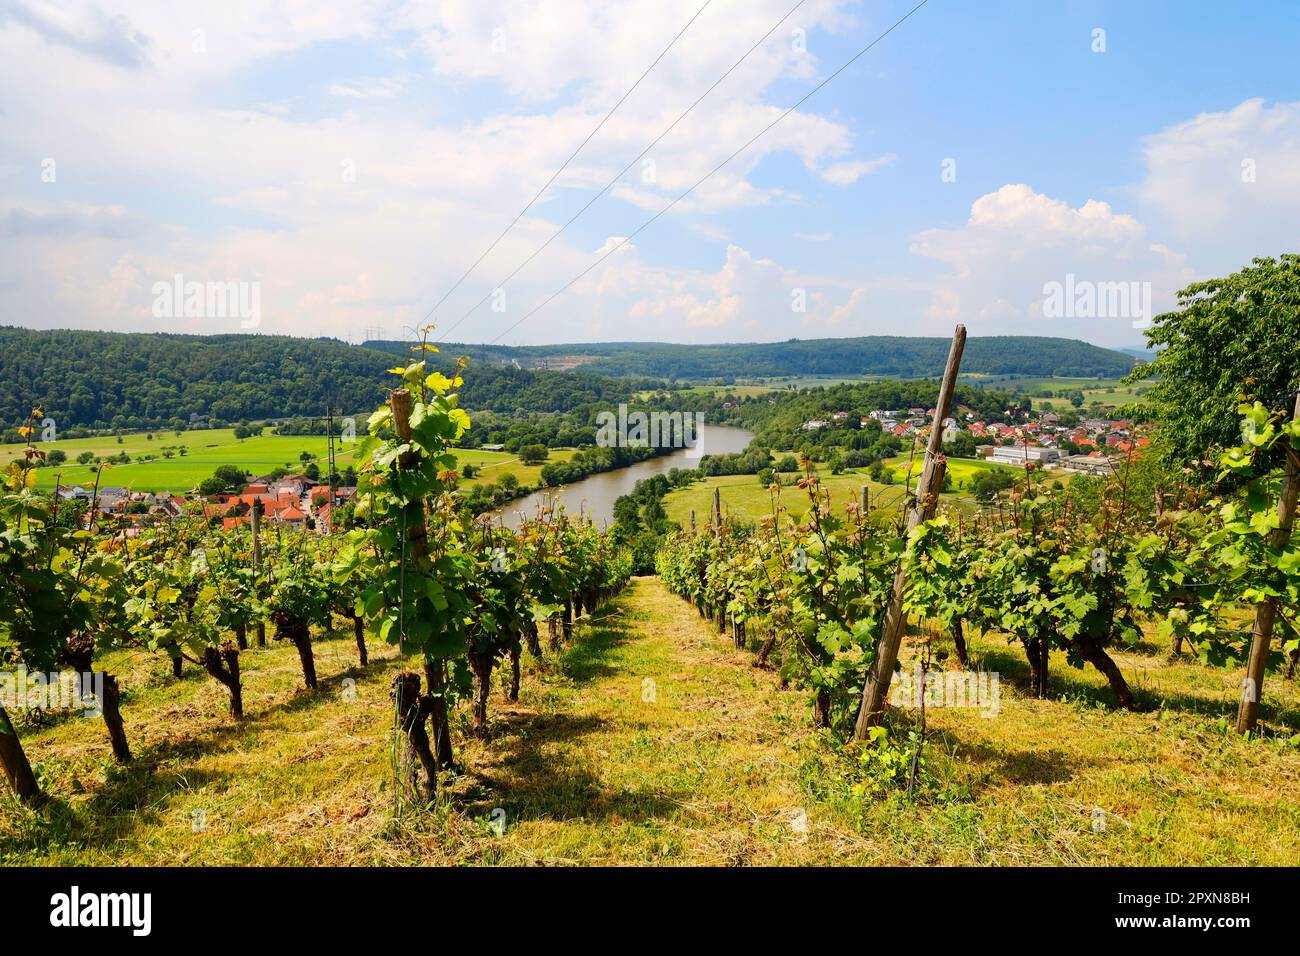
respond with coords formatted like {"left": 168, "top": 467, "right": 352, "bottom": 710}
{"left": 414, "top": 0, "right": 717, "bottom": 331}
{"left": 440, "top": 0, "right": 810, "bottom": 340}
{"left": 488, "top": 0, "right": 931, "bottom": 344}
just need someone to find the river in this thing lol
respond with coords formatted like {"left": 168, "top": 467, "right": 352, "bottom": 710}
{"left": 492, "top": 424, "right": 754, "bottom": 529}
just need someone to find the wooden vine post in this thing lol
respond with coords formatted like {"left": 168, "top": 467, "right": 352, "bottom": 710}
{"left": 1237, "top": 391, "right": 1300, "bottom": 734}
{"left": 389, "top": 386, "right": 454, "bottom": 773}
{"left": 854, "top": 324, "right": 966, "bottom": 740}
{"left": 251, "top": 502, "right": 265, "bottom": 647}
{"left": 712, "top": 487, "right": 722, "bottom": 529}
{"left": 0, "top": 704, "right": 41, "bottom": 805}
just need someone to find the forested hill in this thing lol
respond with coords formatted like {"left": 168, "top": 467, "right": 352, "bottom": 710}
{"left": 364, "top": 335, "right": 1138, "bottom": 380}
{"left": 0, "top": 326, "right": 1132, "bottom": 433}
{"left": 0, "top": 327, "right": 647, "bottom": 433}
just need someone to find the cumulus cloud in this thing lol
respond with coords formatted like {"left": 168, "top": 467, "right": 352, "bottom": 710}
{"left": 0, "top": 0, "right": 889, "bottom": 343}
{"left": 0, "top": 0, "right": 151, "bottom": 69}
{"left": 819, "top": 153, "right": 897, "bottom": 186}
{"left": 1138, "top": 98, "right": 1300, "bottom": 263}
{"left": 909, "top": 184, "right": 1195, "bottom": 345}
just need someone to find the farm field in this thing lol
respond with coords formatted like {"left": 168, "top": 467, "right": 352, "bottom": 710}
{"left": 956, "top": 375, "right": 1155, "bottom": 412}
{"left": 1, "top": 428, "right": 576, "bottom": 494}
{"left": 663, "top": 472, "right": 910, "bottom": 526}
{"left": 3, "top": 576, "right": 1296, "bottom": 866}
{"left": 465, "top": 448, "right": 579, "bottom": 488}
{"left": 4, "top": 430, "right": 364, "bottom": 493}
{"left": 660, "top": 452, "right": 1029, "bottom": 527}
{"left": 881, "top": 453, "right": 1031, "bottom": 493}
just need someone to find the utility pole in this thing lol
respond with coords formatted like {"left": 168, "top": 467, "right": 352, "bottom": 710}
{"left": 854, "top": 324, "right": 966, "bottom": 739}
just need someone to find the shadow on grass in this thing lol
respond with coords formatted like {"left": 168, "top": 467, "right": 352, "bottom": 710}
{"left": 1, "top": 638, "right": 407, "bottom": 858}
{"left": 453, "top": 609, "right": 686, "bottom": 826}
{"left": 461, "top": 708, "right": 683, "bottom": 826}
{"left": 967, "top": 638, "right": 1300, "bottom": 732}
{"left": 952, "top": 737, "right": 1100, "bottom": 787}
{"left": 554, "top": 617, "right": 635, "bottom": 685}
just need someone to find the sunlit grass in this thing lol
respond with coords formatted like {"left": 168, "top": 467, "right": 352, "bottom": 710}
{"left": 3, "top": 578, "right": 1297, "bottom": 865}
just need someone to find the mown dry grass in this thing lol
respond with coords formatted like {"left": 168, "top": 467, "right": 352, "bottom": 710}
{"left": 3, "top": 577, "right": 1299, "bottom": 865}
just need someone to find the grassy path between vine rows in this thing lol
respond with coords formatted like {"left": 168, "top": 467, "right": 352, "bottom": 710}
{"left": 3, "top": 576, "right": 1300, "bottom": 865}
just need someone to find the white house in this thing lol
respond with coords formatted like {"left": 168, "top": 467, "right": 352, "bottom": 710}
{"left": 989, "top": 445, "right": 1060, "bottom": 466}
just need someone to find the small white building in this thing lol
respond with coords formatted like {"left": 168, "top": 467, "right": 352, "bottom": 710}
{"left": 1060, "top": 454, "right": 1116, "bottom": 476}
{"left": 989, "top": 445, "right": 1060, "bottom": 466}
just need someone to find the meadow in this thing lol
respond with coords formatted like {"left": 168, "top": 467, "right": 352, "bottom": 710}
{"left": 2, "top": 428, "right": 568, "bottom": 494}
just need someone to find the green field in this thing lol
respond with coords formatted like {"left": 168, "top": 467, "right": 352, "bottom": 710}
{"left": 661, "top": 450, "right": 1041, "bottom": 526}
{"left": 957, "top": 374, "right": 1155, "bottom": 412}
{"left": 882, "top": 454, "right": 1025, "bottom": 494}
{"left": 2, "top": 429, "right": 574, "bottom": 494}
{"left": 664, "top": 471, "right": 909, "bottom": 526}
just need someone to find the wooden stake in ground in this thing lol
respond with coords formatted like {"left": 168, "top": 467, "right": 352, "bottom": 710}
{"left": 391, "top": 387, "right": 454, "bottom": 772}
{"left": 1237, "top": 392, "right": 1300, "bottom": 734}
{"left": 0, "top": 704, "right": 41, "bottom": 805}
{"left": 251, "top": 503, "right": 266, "bottom": 647}
{"left": 854, "top": 324, "right": 966, "bottom": 740}
{"left": 712, "top": 487, "right": 721, "bottom": 529}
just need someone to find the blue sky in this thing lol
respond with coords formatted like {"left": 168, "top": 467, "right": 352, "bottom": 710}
{"left": 1, "top": 0, "right": 1297, "bottom": 350}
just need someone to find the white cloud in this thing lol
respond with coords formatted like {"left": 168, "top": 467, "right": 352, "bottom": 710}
{"left": 0, "top": 0, "right": 889, "bottom": 344}
{"left": 909, "top": 184, "right": 1195, "bottom": 345}
{"left": 328, "top": 76, "right": 410, "bottom": 99}
{"left": 819, "top": 153, "right": 897, "bottom": 186}
{"left": 1138, "top": 98, "right": 1300, "bottom": 263}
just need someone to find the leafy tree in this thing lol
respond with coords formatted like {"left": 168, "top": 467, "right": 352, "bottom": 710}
{"left": 972, "top": 469, "right": 1014, "bottom": 501}
{"left": 1130, "top": 255, "right": 1300, "bottom": 469}
{"left": 943, "top": 431, "right": 977, "bottom": 458}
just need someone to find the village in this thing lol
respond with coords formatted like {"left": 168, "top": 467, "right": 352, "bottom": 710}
{"left": 50, "top": 473, "right": 359, "bottom": 535}
{"left": 800, "top": 405, "right": 1150, "bottom": 477}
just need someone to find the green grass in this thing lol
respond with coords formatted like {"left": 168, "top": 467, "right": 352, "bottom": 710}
{"left": 4, "top": 577, "right": 1298, "bottom": 865}
{"left": 461, "top": 448, "right": 579, "bottom": 489}
{"left": 881, "top": 453, "right": 1030, "bottom": 493}
{"left": 3, "top": 429, "right": 578, "bottom": 495}
{"left": 6, "top": 429, "right": 363, "bottom": 493}
{"left": 660, "top": 453, "right": 1027, "bottom": 526}
{"left": 663, "top": 473, "right": 909, "bottom": 526}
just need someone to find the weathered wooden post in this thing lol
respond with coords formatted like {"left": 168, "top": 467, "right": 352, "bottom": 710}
{"left": 690, "top": 509, "right": 696, "bottom": 533}
{"left": 251, "top": 501, "right": 265, "bottom": 647}
{"left": 0, "top": 705, "right": 41, "bottom": 805}
{"left": 1238, "top": 392, "right": 1300, "bottom": 734}
{"left": 391, "top": 386, "right": 454, "bottom": 772}
{"left": 854, "top": 324, "right": 966, "bottom": 739}
{"left": 712, "top": 487, "right": 721, "bottom": 528}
